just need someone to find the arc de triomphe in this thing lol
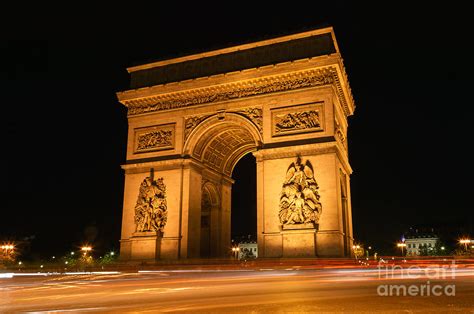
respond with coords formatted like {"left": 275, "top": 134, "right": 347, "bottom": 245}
{"left": 117, "top": 27, "right": 355, "bottom": 260}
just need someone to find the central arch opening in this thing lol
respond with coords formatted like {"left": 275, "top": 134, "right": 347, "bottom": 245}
{"left": 184, "top": 113, "right": 261, "bottom": 258}
{"left": 231, "top": 153, "right": 257, "bottom": 248}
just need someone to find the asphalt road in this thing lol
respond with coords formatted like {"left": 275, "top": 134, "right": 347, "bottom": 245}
{"left": 1, "top": 264, "right": 474, "bottom": 313}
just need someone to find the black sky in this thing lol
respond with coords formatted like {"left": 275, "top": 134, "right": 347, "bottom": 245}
{"left": 2, "top": 3, "right": 473, "bottom": 257}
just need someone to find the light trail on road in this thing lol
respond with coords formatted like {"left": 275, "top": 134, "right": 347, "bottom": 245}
{"left": 1, "top": 264, "right": 474, "bottom": 313}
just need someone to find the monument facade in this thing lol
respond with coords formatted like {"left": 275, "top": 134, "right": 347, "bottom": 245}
{"left": 117, "top": 27, "right": 356, "bottom": 260}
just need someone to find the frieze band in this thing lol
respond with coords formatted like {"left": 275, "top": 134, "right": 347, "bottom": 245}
{"left": 125, "top": 68, "right": 342, "bottom": 116}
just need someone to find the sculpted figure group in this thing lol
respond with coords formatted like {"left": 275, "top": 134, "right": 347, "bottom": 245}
{"left": 134, "top": 176, "right": 168, "bottom": 233}
{"left": 279, "top": 157, "right": 322, "bottom": 226}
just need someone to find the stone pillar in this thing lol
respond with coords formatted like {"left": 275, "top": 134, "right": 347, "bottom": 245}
{"left": 129, "top": 231, "right": 162, "bottom": 260}
{"left": 209, "top": 199, "right": 220, "bottom": 257}
{"left": 119, "top": 159, "right": 200, "bottom": 261}
{"left": 219, "top": 179, "right": 232, "bottom": 257}
{"left": 254, "top": 143, "right": 352, "bottom": 258}
{"left": 179, "top": 163, "right": 202, "bottom": 258}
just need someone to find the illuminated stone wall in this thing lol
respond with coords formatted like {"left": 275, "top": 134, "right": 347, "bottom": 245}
{"left": 117, "top": 27, "right": 355, "bottom": 260}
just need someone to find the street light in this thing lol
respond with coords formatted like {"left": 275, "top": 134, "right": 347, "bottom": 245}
{"left": 81, "top": 246, "right": 92, "bottom": 253}
{"left": 1, "top": 244, "right": 15, "bottom": 261}
{"left": 459, "top": 239, "right": 471, "bottom": 251}
{"left": 397, "top": 242, "right": 407, "bottom": 256}
{"left": 352, "top": 244, "right": 362, "bottom": 260}
{"left": 81, "top": 246, "right": 92, "bottom": 259}
{"left": 231, "top": 247, "right": 240, "bottom": 260}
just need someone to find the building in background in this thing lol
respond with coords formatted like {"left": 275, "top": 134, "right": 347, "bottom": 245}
{"left": 404, "top": 227, "right": 439, "bottom": 256}
{"left": 238, "top": 241, "right": 258, "bottom": 260}
{"left": 232, "top": 234, "right": 258, "bottom": 260}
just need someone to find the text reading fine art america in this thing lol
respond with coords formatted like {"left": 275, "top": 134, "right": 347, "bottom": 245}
{"left": 279, "top": 157, "right": 322, "bottom": 225}
{"left": 134, "top": 177, "right": 168, "bottom": 233}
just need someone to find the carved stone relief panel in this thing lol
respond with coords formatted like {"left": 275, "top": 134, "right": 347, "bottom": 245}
{"left": 334, "top": 119, "right": 346, "bottom": 146}
{"left": 184, "top": 114, "right": 212, "bottom": 141}
{"left": 231, "top": 107, "right": 263, "bottom": 134}
{"left": 279, "top": 157, "right": 322, "bottom": 227}
{"left": 134, "top": 176, "right": 167, "bottom": 233}
{"left": 271, "top": 103, "right": 324, "bottom": 137}
{"left": 134, "top": 123, "right": 175, "bottom": 153}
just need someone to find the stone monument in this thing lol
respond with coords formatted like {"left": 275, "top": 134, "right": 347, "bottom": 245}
{"left": 116, "top": 27, "right": 356, "bottom": 260}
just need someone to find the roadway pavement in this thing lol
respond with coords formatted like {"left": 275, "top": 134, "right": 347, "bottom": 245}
{"left": 1, "top": 260, "right": 474, "bottom": 313}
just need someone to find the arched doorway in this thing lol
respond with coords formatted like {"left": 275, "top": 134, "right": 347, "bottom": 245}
{"left": 231, "top": 153, "right": 257, "bottom": 245}
{"left": 184, "top": 113, "right": 261, "bottom": 258}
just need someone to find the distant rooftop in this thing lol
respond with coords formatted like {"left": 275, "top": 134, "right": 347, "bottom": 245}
{"left": 127, "top": 27, "right": 338, "bottom": 89}
{"left": 405, "top": 226, "right": 438, "bottom": 239}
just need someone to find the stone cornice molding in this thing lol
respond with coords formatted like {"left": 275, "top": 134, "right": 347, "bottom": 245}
{"left": 121, "top": 156, "right": 236, "bottom": 183}
{"left": 118, "top": 64, "right": 355, "bottom": 117}
{"left": 121, "top": 158, "right": 201, "bottom": 174}
{"left": 126, "top": 27, "right": 338, "bottom": 73}
{"left": 253, "top": 142, "right": 352, "bottom": 174}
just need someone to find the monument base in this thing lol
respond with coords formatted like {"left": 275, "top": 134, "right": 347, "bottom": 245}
{"left": 129, "top": 231, "right": 162, "bottom": 261}
{"left": 281, "top": 223, "right": 317, "bottom": 257}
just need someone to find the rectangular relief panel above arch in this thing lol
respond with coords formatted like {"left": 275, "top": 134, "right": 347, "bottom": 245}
{"left": 271, "top": 102, "right": 325, "bottom": 137}
{"left": 133, "top": 123, "right": 176, "bottom": 154}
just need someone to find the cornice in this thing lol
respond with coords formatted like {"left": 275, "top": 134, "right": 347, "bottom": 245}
{"left": 127, "top": 27, "right": 337, "bottom": 73}
{"left": 253, "top": 142, "right": 352, "bottom": 174}
{"left": 119, "top": 65, "right": 355, "bottom": 117}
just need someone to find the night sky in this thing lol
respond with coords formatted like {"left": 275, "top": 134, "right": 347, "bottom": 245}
{"left": 2, "top": 4, "right": 473, "bottom": 258}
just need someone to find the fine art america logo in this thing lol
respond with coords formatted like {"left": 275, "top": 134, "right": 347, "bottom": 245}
{"left": 377, "top": 261, "right": 456, "bottom": 297}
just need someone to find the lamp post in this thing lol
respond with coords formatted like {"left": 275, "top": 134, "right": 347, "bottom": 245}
{"left": 231, "top": 247, "right": 240, "bottom": 260}
{"left": 81, "top": 246, "right": 92, "bottom": 257}
{"left": 397, "top": 242, "right": 407, "bottom": 256}
{"left": 1, "top": 244, "right": 15, "bottom": 261}
{"left": 459, "top": 239, "right": 471, "bottom": 251}
{"left": 352, "top": 244, "right": 362, "bottom": 260}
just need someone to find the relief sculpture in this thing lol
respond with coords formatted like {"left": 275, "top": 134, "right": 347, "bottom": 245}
{"left": 136, "top": 129, "right": 172, "bottom": 151}
{"left": 279, "top": 157, "right": 322, "bottom": 226}
{"left": 126, "top": 68, "right": 338, "bottom": 115}
{"left": 233, "top": 107, "right": 263, "bottom": 133}
{"left": 134, "top": 177, "right": 168, "bottom": 233}
{"left": 275, "top": 110, "right": 321, "bottom": 134}
{"left": 184, "top": 115, "right": 211, "bottom": 140}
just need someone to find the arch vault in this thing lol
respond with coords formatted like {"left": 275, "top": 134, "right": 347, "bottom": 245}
{"left": 117, "top": 27, "right": 356, "bottom": 260}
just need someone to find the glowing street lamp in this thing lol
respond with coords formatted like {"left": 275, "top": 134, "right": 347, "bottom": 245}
{"left": 231, "top": 247, "right": 240, "bottom": 260}
{"left": 397, "top": 242, "right": 407, "bottom": 256}
{"left": 1, "top": 244, "right": 15, "bottom": 261}
{"left": 459, "top": 239, "right": 472, "bottom": 251}
{"left": 81, "top": 246, "right": 92, "bottom": 257}
{"left": 352, "top": 244, "right": 363, "bottom": 260}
